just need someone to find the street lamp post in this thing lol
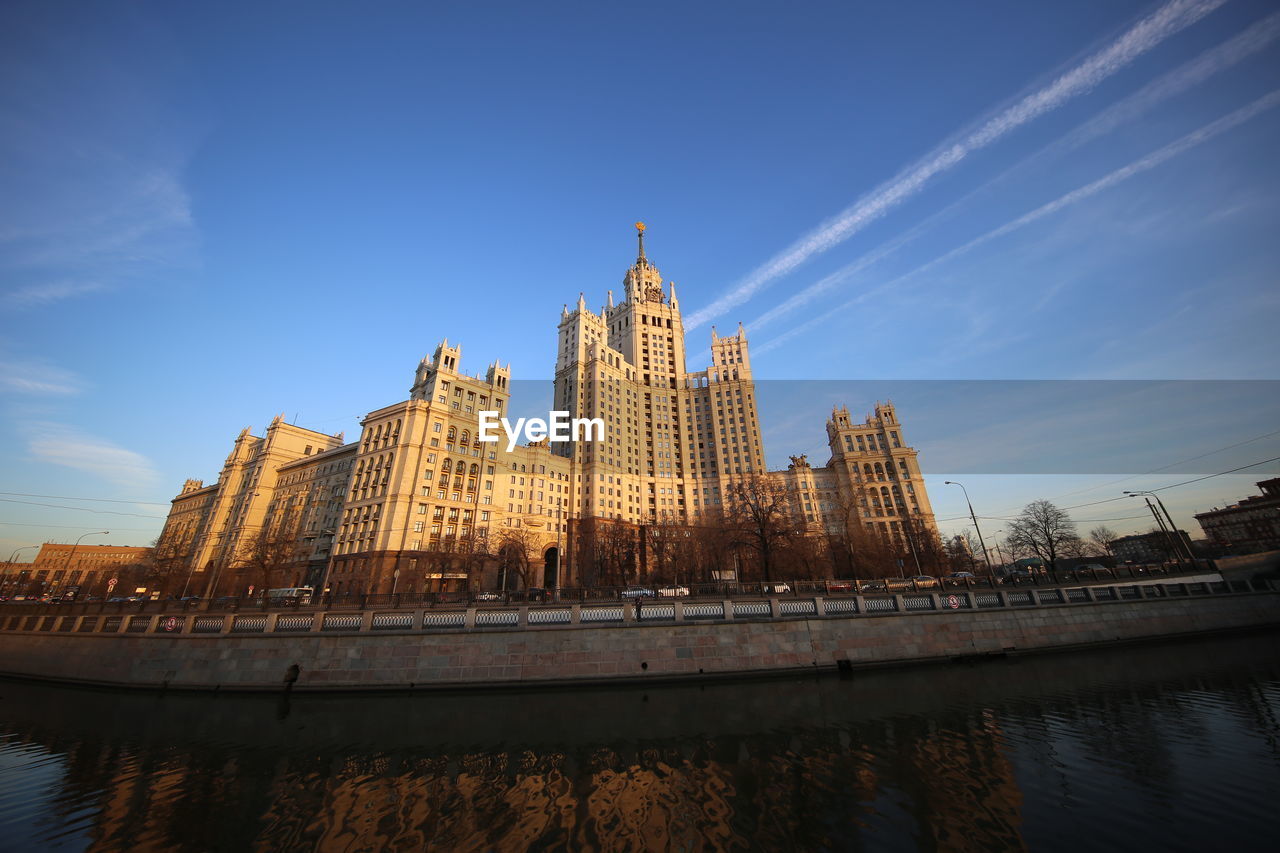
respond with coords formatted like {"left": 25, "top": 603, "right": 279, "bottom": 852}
{"left": 944, "top": 481, "right": 993, "bottom": 573}
{"left": 553, "top": 503, "right": 563, "bottom": 600}
{"left": 63, "top": 531, "right": 108, "bottom": 600}
{"left": 1124, "top": 490, "right": 1195, "bottom": 564}
{"left": 4, "top": 545, "right": 37, "bottom": 596}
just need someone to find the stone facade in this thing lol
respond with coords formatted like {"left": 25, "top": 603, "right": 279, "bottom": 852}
{"left": 0, "top": 588, "right": 1275, "bottom": 692}
{"left": 1196, "top": 478, "right": 1280, "bottom": 554}
{"left": 156, "top": 225, "right": 938, "bottom": 595}
{"left": 5, "top": 543, "right": 152, "bottom": 599}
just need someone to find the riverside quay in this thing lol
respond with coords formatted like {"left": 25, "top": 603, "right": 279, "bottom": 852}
{"left": 1, "top": 569, "right": 1276, "bottom": 693}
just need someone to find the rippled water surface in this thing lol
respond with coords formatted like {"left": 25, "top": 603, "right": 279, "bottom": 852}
{"left": 2, "top": 631, "right": 1279, "bottom": 851}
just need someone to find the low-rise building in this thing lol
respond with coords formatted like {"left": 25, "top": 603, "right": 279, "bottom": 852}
{"left": 1110, "top": 529, "right": 1194, "bottom": 564}
{"left": 1195, "top": 478, "right": 1280, "bottom": 555}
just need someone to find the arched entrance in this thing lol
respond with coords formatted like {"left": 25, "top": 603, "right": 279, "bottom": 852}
{"left": 543, "top": 547, "right": 559, "bottom": 588}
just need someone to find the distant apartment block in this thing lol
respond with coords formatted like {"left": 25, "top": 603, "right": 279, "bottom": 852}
{"left": 1195, "top": 478, "right": 1280, "bottom": 555}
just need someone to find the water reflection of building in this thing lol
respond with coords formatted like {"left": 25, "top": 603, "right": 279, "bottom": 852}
{"left": 26, "top": 721, "right": 1026, "bottom": 851}
{"left": 7, "top": 634, "right": 1280, "bottom": 851}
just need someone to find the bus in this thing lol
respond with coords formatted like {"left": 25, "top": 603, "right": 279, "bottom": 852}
{"left": 266, "top": 587, "right": 314, "bottom": 606}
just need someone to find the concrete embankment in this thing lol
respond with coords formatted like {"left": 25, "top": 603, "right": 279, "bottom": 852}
{"left": 0, "top": 583, "right": 1277, "bottom": 692}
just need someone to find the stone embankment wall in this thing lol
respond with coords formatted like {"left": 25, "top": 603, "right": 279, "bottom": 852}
{"left": 0, "top": 586, "right": 1277, "bottom": 692}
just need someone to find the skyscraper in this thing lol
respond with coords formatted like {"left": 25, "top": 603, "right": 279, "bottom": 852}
{"left": 157, "top": 225, "right": 938, "bottom": 595}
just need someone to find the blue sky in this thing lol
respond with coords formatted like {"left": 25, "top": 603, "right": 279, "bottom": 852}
{"left": 2, "top": 0, "right": 1278, "bottom": 556}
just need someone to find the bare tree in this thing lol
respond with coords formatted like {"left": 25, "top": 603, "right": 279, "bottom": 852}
{"left": 1006, "top": 500, "right": 1081, "bottom": 572}
{"left": 457, "top": 527, "right": 492, "bottom": 591}
{"left": 646, "top": 513, "right": 695, "bottom": 584}
{"left": 1088, "top": 525, "right": 1118, "bottom": 558}
{"left": 235, "top": 524, "right": 307, "bottom": 595}
{"left": 496, "top": 526, "right": 540, "bottom": 590}
{"left": 725, "top": 476, "right": 800, "bottom": 582}
{"left": 687, "top": 509, "right": 737, "bottom": 583}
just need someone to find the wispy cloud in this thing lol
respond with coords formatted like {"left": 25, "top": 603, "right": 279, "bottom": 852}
{"left": 754, "top": 90, "right": 1280, "bottom": 359}
{"left": 0, "top": 359, "right": 83, "bottom": 396}
{"left": 747, "top": 9, "right": 1280, "bottom": 334}
{"left": 1, "top": 280, "right": 109, "bottom": 310}
{"left": 685, "top": 0, "right": 1230, "bottom": 330}
{"left": 0, "top": 14, "right": 201, "bottom": 311}
{"left": 25, "top": 423, "right": 160, "bottom": 489}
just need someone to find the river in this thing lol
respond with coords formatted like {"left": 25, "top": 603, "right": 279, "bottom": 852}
{"left": 1, "top": 630, "right": 1278, "bottom": 851}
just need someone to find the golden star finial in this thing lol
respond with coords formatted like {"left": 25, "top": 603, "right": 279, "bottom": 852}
{"left": 635, "top": 221, "right": 646, "bottom": 232}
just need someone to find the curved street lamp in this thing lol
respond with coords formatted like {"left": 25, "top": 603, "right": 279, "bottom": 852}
{"left": 1124, "top": 490, "right": 1194, "bottom": 564}
{"left": 944, "top": 481, "right": 993, "bottom": 571}
{"left": 62, "top": 531, "right": 109, "bottom": 598}
{"left": 4, "top": 545, "right": 38, "bottom": 596}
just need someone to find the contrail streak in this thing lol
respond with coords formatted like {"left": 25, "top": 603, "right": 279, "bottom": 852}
{"left": 754, "top": 89, "right": 1280, "bottom": 357}
{"left": 685, "top": 0, "right": 1230, "bottom": 330}
{"left": 747, "top": 10, "right": 1280, "bottom": 333}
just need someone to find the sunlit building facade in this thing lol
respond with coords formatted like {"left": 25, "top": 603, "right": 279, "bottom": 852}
{"left": 156, "top": 226, "right": 937, "bottom": 594}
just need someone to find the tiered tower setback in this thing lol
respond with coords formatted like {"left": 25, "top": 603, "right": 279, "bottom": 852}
{"left": 157, "top": 224, "right": 939, "bottom": 595}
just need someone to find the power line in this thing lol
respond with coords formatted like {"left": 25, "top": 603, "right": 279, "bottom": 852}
{"left": 979, "top": 429, "right": 1280, "bottom": 516}
{"left": 1148, "top": 455, "right": 1280, "bottom": 492}
{"left": 0, "top": 491, "right": 170, "bottom": 507}
{"left": 1026, "top": 427, "right": 1280, "bottom": 505}
{"left": 0, "top": 521, "right": 159, "bottom": 531}
{"left": 0, "top": 498, "right": 166, "bottom": 519}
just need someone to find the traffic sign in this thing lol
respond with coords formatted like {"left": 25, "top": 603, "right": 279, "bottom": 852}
{"left": 164, "top": 616, "right": 179, "bottom": 632}
{"left": 106, "top": 578, "right": 118, "bottom": 593}
{"left": 947, "top": 594, "right": 960, "bottom": 609}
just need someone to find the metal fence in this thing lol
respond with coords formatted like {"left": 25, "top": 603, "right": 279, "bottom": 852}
{"left": 0, "top": 562, "right": 1216, "bottom": 618}
{"left": 0, "top": 578, "right": 1270, "bottom": 639}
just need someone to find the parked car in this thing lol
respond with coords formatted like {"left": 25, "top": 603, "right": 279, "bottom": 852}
{"left": 474, "top": 591, "right": 503, "bottom": 601}
{"left": 1001, "top": 569, "right": 1033, "bottom": 584}
{"left": 910, "top": 576, "right": 938, "bottom": 589}
{"left": 657, "top": 586, "right": 690, "bottom": 597}
{"left": 620, "top": 586, "right": 656, "bottom": 598}
{"left": 859, "top": 580, "right": 888, "bottom": 593}
{"left": 765, "top": 582, "right": 792, "bottom": 594}
{"left": 943, "top": 572, "right": 976, "bottom": 587}
{"left": 825, "top": 581, "right": 854, "bottom": 594}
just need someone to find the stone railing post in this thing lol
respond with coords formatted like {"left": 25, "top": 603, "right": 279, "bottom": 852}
{"left": 813, "top": 596, "right": 826, "bottom": 616}
{"left": 518, "top": 606, "right": 530, "bottom": 627}
{"left": 359, "top": 610, "right": 375, "bottom": 632}
{"left": 769, "top": 598, "right": 782, "bottom": 619}
{"left": 673, "top": 601, "right": 684, "bottom": 622}
{"left": 570, "top": 604, "right": 582, "bottom": 625}
{"left": 464, "top": 607, "right": 477, "bottom": 629}
{"left": 264, "top": 613, "right": 280, "bottom": 633}
{"left": 722, "top": 599, "right": 735, "bottom": 620}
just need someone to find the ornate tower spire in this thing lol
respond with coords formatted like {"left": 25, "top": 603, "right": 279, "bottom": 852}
{"left": 624, "top": 221, "right": 664, "bottom": 303}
